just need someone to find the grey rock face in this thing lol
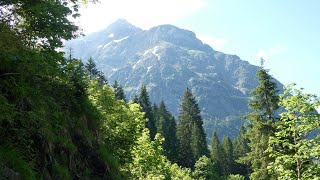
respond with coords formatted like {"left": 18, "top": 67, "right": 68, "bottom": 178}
{"left": 65, "top": 20, "right": 282, "bottom": 140}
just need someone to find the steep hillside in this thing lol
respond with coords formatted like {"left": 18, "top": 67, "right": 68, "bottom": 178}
{"left": 65, "top": 19, "right": 283, "bottom": 139}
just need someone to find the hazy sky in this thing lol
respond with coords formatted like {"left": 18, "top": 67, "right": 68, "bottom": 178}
{"left": 77, "top": 0, "right": 319, "bottom": 97}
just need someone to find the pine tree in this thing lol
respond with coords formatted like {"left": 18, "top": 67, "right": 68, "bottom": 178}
{"left": 222, "top": 136, "right": 233, "bottom": 176}
{"left": 97, "top": 71, "right": 108, "bottom": 85}
{"left": 176, "top": 88, "right": 209, "bottom": 168}
{"left": 138, "top": 85, "right": 157, "bottom": 140}
{"left": 112, "top": 80, "right": 126, "bottom": 102}
{"left": 190, "top": 122, "right": 209, "bottom": 162}
{"left": 132, "top": 95, "right": 139, "bottom": 104}
{"left": 233, "top": 126, "right": 250, "bottom": 160}
{"left": 153, "top": 103, "right": 159, "bottom": 127}
{"left": 240, "top": 59, "right": 279, "bottom": 179}
{"left": 156, "top": 101, "right": 178, "bottom": 163}
{"left": 233, "top": 126, "right": 250, "bottom": 176}
{"left": 210, "top": 131, "right": 224, "bottom": 177}
{"left": 85, "top": 57, "right": 99, "bottom": 80}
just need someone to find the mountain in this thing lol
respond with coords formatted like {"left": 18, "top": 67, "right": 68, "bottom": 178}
{"left": 65, "top": 19, "right": 283, "bottom": 140}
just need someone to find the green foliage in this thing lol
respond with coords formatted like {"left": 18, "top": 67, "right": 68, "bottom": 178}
{"left": 266, "top": 85, "right": 320, "bottom": 179}
{"left": 128, "top": 128, "right": 193, "bottom": 179}
{"left": 0, "top": 0, "right": 80, "bottom": 50}
{"left": 193, "top": 156, "right": 219, "bottom": 180}
{"left": 0, "top": 145, "right": 36, "bottom": 180}
{"left": 169, "top": 164, "right": 193, "bottom": 180}
{"left": 233, "top": 126, "right": 250, "bottom": 176}
{"left": 113, "top": 80, "right": 126, "bottom": 102}
{"left": 85, "top": 57, "right": 99, "bottom": 80}
{"left": 227, "top": 174, "right": 245, "bottom": 180}
{"left": 88, "top": 81, "right": 146, "bottom": 164}
{"left": 249, "top": 59, "right": 279, "bottom": 120}
{"left": 177, "top": 88, "right": 209, "bottom": 168}
{"left": 128, "top": 129, "right": 170, "bottom": 179}
{"left": 138, "top": 85, "right": 157, "bottom": 139}
{"left": 156, "top": 101, "right": 178, "bottom": 163}
{"left": 98, "top": 146, "right": 123, "bottom": 179}
{"left": 222, "top": 136, "right": 234, "bottom": 175}
{"left": 0, "top": 2, "right": 115, "bottom": 177}
{"left": 240, "top": 61, "right": 279, "bottom": 179}
{"left": 52, "top": 161, "right": 72, "bottom": 180}
{"left": 210, "top": 131, "right": 224, "bottom": 177}
{"left": 233, "top": 126, "right": 250, "bottom": 160}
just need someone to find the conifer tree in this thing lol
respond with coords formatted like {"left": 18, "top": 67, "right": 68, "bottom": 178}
{"left": 233, "top": 126, "right": 250, "bottom": 160}
{"left": 210, "top": 131, "right": 224, "bottom": 177}
{"left": 222, "top": 136, "right": 234, "bottom": 176}
{"left": 240, "top": 59, "right": 279, "bottom": 179}
{"left": 153, "top": 103, "right": 159, "bottom": 127}
{"left": 85, "top": 57, "right": 99, "bottom": 80}
{"left": 97, "top": 71, "right": 108, "bottom": 85}
{"left": 112, "top": 80, "right": 126, "bottom": 102}
{"left": 176, "top": 88, "right": 209, "bottom": 168}
{"left": 233, "top": 126, "right": 250, "bottom": 176}
{"left": 190, "top": 122, "right": 209, "bottom": 162}
{"left": 156, "top": 101, "right": 178, "bottom": 162}
{"left": 132, "top": 95, "right": 139, "bottom": 104}
{"left": 138, "top": 85, "right": 157, "bottom": 140}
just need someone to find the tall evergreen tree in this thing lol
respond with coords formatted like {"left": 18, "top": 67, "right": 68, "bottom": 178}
{"left": 138, "top": 85, "right": 157, "bottom": 140}
{"left": 240, "top": 59, "right": 279, "bottom": 180}
{"left": 113, "top": 80, "right": 126, "bottom": 102}
{"left": 177, "top": 88, "right": 208, "bottom": 168}
{"left": 132, "top": 95, "right": 139, "bottom": 104}
{"left": 85, "top": 57, "right": 99, "bottom": 80}
{"left": 190, "top": 122, "right": 208, "bottom": 162}
{"left": 222, "top": 136, "right": 233, "bottom": 176}
{"left": 156, "top": 101, "right": 178, "bottom": 163}
{"left": 97, "top": 71, "right": 108, "bottom": 85}
{"left": 233, "top": 126, "right": 250, "bottom": 176}
{"left": 210, "top": 131, "right": 224, "bottom": 177}
{"left": 152, "top": 103, "right": 159, "bottom": 127}
{"left": 233, "top": 126, "right": 250, "bottom": 160}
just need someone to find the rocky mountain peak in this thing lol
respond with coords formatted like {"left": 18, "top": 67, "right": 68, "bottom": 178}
{"left": 65, "top": 19, "right": 283, "bottom": 139}
{"left": 102, "top": 19, "right": 142, "bottom": 39}
{"left": 146, "top": 24, "right": 213, "bottom": 52}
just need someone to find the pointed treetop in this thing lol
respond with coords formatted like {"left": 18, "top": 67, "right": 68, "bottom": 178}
{"left": 260, "top": 58, "right": 265, "bottom": 68}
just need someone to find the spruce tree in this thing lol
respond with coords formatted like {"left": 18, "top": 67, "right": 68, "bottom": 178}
{"left": 152, "top": 103, "right": 159, "bottom": 127}
{"left": 233, "top": 126, "right": 250, "bottom": 160}
{"left": 113, "top": 80, "right": 126, "bottom": 102}
{"left": 85, "top": 57, "right": 99, "bottom": 80}
{"left": 210, "top": 131, "right": 224, "bottom": 177}
{"left": 156, "top": 101, "right": 178, "bottom": 162}
{"left": 132, "top": 95, "right": 139, "bottom": 104}
{"left": 176, "top": 88, "right": 209, "bottom": 168}
{"left": 222, "top": 136, "right": 233, "bottom": 176}
{"left": 97, "top": 71, "right": 108, "bottom": 85}
{"left": 240, "top": 59, "right": 279, "bottom": 179}
{"left": 138, "top": 85, "right": 157, "bottom": 140}
{"left": 233, "top": 126, "right": 250, "bottom": 176}
{"left": 190, "top": 122, "right": 208, "bottom": 162}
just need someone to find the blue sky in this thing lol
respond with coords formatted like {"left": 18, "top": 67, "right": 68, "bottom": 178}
{"left": 78, "top": 0, "right": 319, "bottom": 97}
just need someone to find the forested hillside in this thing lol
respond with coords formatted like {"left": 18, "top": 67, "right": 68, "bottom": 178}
{"left": 1, "top": 1, "right": 320, "bottom": 179}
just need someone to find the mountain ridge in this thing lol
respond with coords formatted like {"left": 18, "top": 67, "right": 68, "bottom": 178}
{"left": 65, "top": 19, "right": 283, "bottom": 139}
